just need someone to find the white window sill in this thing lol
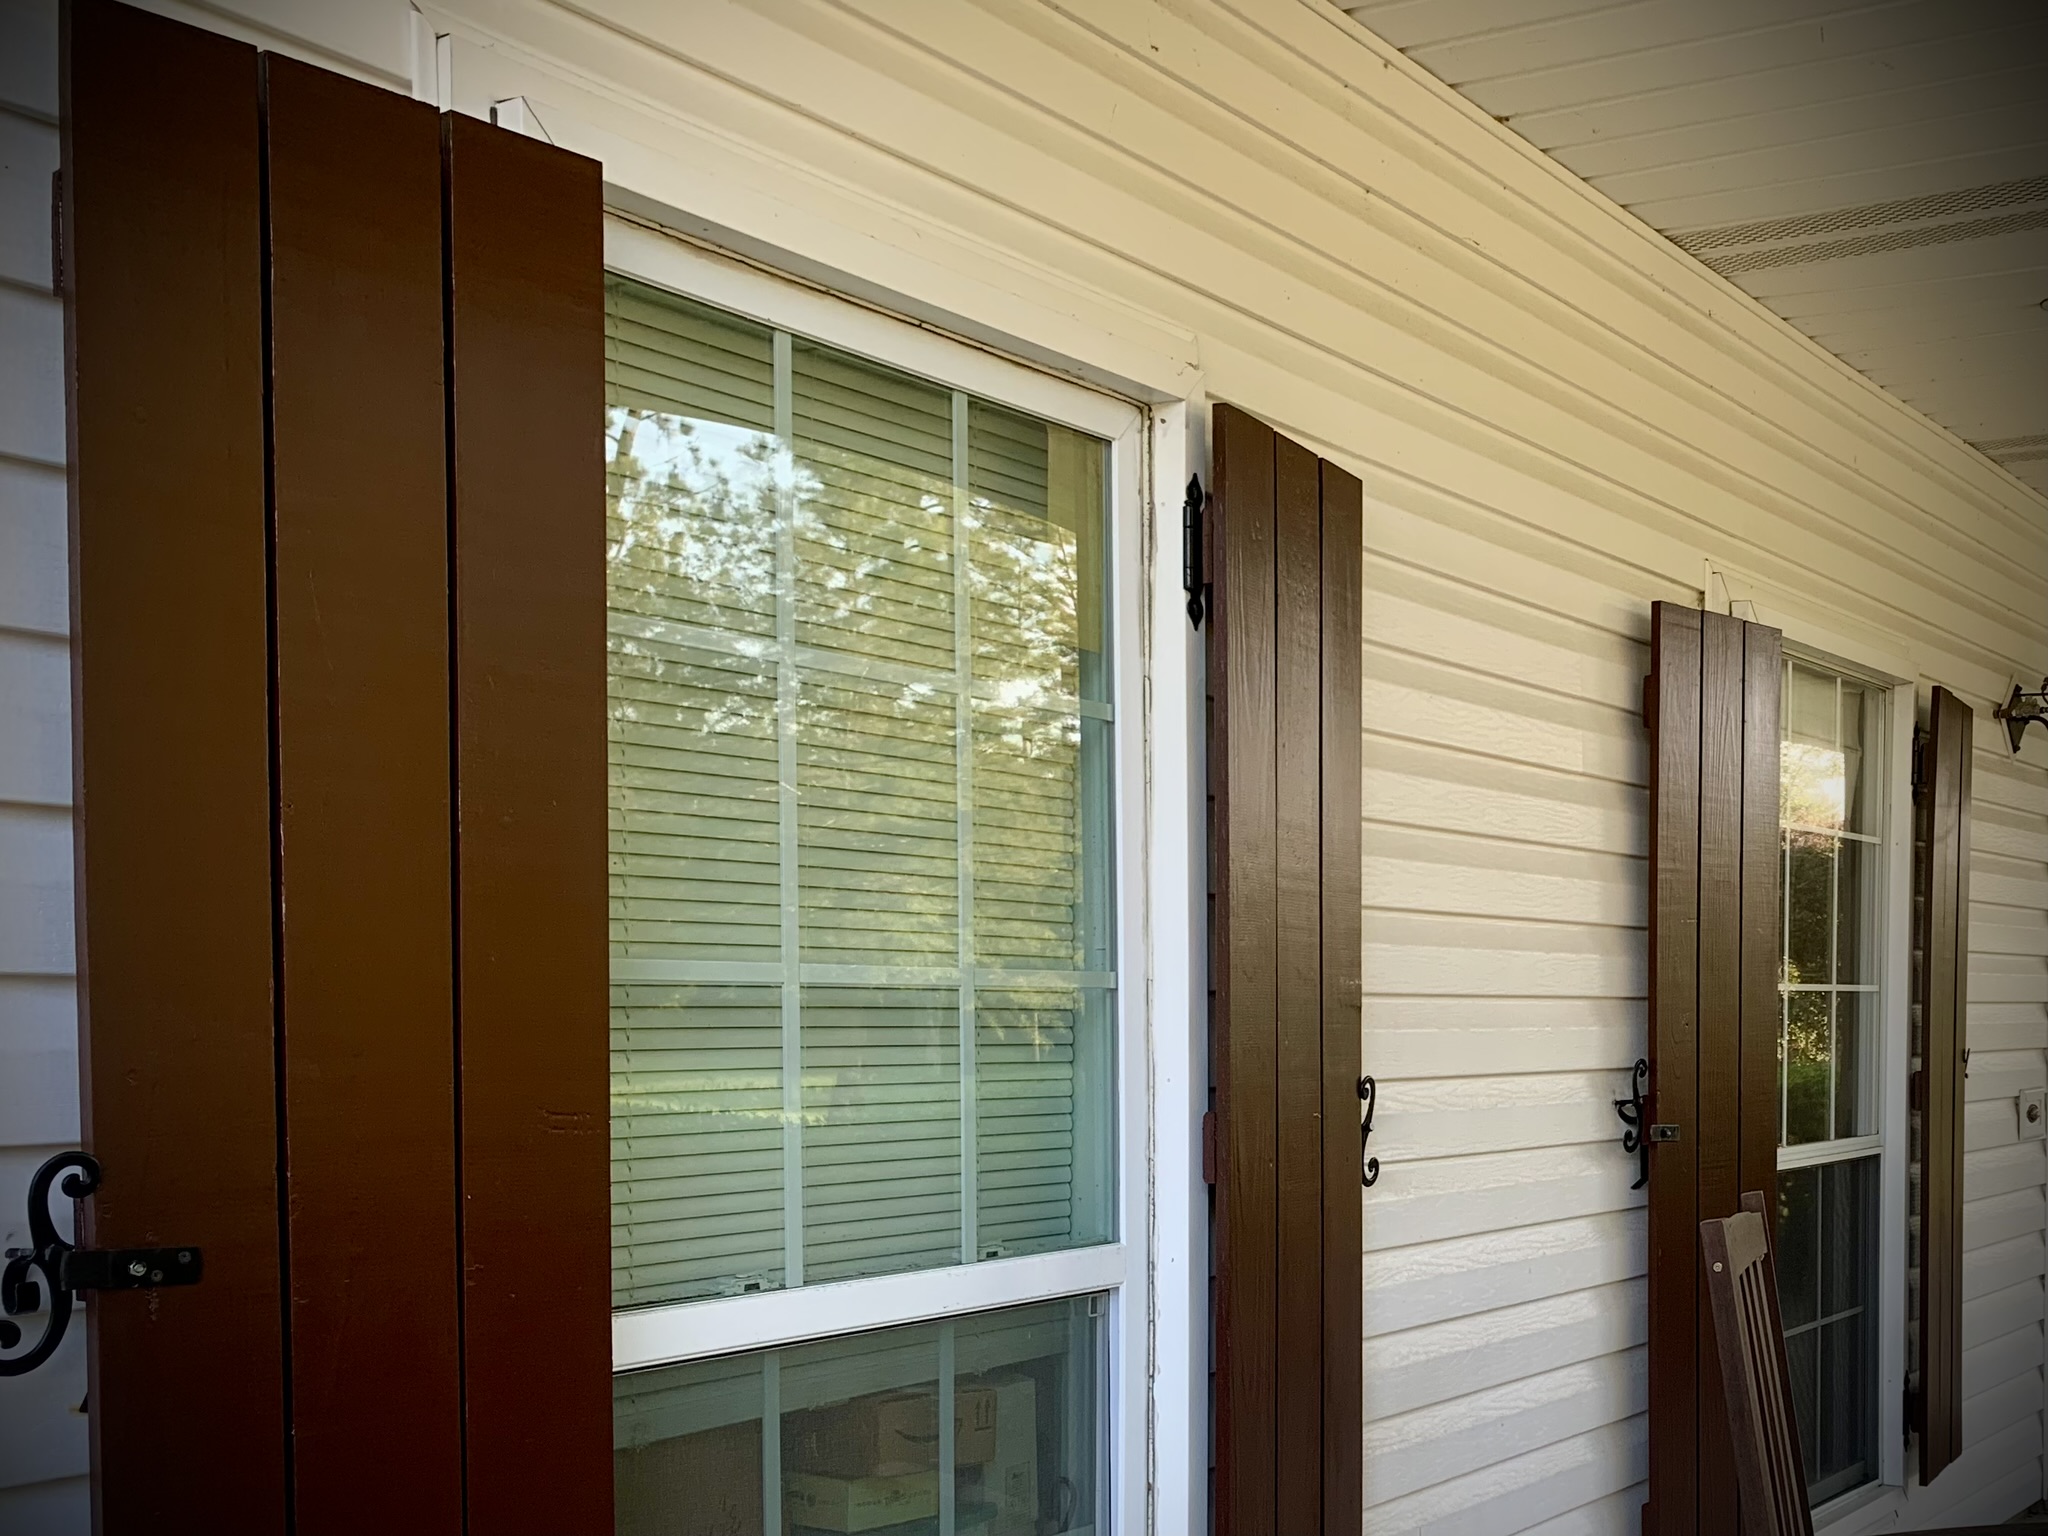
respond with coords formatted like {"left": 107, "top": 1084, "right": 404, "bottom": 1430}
{"left": 1815, "top": 1482, "right": 1904, "bottom": 1534}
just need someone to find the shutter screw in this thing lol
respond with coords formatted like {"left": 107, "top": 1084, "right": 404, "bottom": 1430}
{"left": 126, "top": 1260, "right": 145, "bottom": 1278}
{"left": 1712, "top": 1262, "right": 1724, "bottom": 1272}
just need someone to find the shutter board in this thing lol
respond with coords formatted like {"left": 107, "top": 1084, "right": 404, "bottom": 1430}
{"left": 1914, "top": 685, "right": 1972, "bottom": 1487}
{"left": 1319, "top": 458, "right": 1365, "bottom": 1529}
{"left": 1645, "top": 602, "right": 1704, "bottom": 1536}
{"left": 1212, "top": 402, "right": 1280, "bottom": 1536}
{"left": 61, "top": 2, "right": 286, "bottom": 1524}
{"left": 262, "top": 53, "right": 461, "bottom": 1529}
{"left": 1643, "top": 602, "right": 1782, "bottom": 1536}
{"left": 444, "top": 111, "right": 612, "bottom": 1532}
{"left": 1274, "top": 432, "right": 1324, "bottom": 1536}
{"left": 1208, "top": 403, "right": 1362, "bottom": 1535}
{"left": 1695, "top": 613, "right": 1746, "bottom": 1535}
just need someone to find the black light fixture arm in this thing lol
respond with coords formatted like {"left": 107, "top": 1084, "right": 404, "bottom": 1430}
{"left": 1994, "top": 678, "right": 2048, "bottom": 754}
{"left": 1, "top": 1150, "right": 202, "bottom": 1378}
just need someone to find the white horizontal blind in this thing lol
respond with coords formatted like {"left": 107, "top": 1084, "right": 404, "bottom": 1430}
{"left": 606, "top": 276, "right": 1114, "bottom": 1310}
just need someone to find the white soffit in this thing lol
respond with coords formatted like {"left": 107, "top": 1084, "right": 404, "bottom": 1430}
{"left": 1344, "top": 0, "right": 2048, "bottom": 500}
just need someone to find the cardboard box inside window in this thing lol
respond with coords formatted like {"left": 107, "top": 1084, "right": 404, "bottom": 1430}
{"left": 786, "top": 1469, "right": 939, "bottom": 1534}
{"left": 615, "top": 1419, "right": 762, "bottom": 1536}
{"left": 788, "top": 1386, "right": 997, "bottom": 1479}
{"left": 960, "top": 1375, "right": 1040, "bottom": 1536}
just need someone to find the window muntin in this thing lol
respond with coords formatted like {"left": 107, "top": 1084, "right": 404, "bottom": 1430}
{"left": 1777, "top": 657, "right": 1888, "bottom": 1505}
{"left": 605, "top": 276, "right": 1117, "bottom": 1312}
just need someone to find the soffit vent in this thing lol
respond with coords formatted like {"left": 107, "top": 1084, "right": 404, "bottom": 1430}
{"left": 1970, "top": 432, "right": 2048, "bottom": 466}
{"left": 1700, "top": 207, "right": 2048, "bottom": 277}
{"left": 1671, "top": 174, "right": 2048, "bottom": 277}
{"left": 1672, "top": 174, "right": 2048, "bottom": 254}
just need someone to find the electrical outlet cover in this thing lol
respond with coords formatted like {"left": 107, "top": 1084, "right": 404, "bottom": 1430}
{"left": 2019, "top": 1088, "right": 2047, "bottom": 1142}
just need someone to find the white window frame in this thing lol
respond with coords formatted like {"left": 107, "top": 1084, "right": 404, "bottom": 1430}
{"left": 601, "top": 214, "right": 1153, "bottom": 1533}
{"left": 1775, "top": 642, "right": 1912, "bottom": 1513}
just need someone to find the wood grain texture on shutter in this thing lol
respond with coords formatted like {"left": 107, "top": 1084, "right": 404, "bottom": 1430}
{"left": 262, "top": 55, "right": 460, "bottom": 1533}
{"left": 1212, "top": 401, "right": 1280, "bottom": 1535}
{"left": 1914, "top": 685, "right": 1972, "bottom": 1487}
{"left": 59, "top": 3, "right": 286, "bottom": 1528}
{"left": 444, "top": 112, "right": 611, "bottom": 1533}
{"left": 1643, "top": 602, "right": 1782, "bottom": 1536}
{"left": 1209, "top": 402, "right": 1362, "bottom": 1535}
{"left": 1274, "top": 432, "right": 1323, "bottom": 1536}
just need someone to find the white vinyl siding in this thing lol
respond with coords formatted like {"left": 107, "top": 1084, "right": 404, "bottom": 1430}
{"left": 0, "top": 2, "right": 86, "bottom": 1525}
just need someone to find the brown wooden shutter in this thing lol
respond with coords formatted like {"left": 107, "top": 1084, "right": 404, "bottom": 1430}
{"left": 61, "top": 3, "right": 286, "bottom": 1525}
{"left": 1643, "top": 602, "right": 1783, "bottom": 1536}
{"left": 62, "top": 3, "right": 609, "bottom": 1524}
{"left": 1208, "top": 402, "right": 1363, "bottom": 1535}
{"left": 1913, "top": 685, "right": 1972, "bottom": 1487}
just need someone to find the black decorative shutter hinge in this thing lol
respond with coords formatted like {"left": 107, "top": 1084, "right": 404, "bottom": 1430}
{"left": 1358, "top": 1075, "right": 1380, "bottom": 1188}
{"left": 2, "top": 1151, "right": 203, "bottom": 1378}
{"left": 1183, "top": 473, "right": 1208, "bottom": 629}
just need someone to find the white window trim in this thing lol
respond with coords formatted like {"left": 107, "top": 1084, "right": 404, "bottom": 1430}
{"left": 1725, "top": 591, "right": 1916, "bottom": 1505}
{"left": 601, "top": 216, "right": 1162, "bottom": 1536}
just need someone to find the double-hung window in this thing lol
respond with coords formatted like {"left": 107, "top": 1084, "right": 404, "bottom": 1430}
{"left": 1776, "top": 655, "right": 1898, "bottom": 1508}
{"left": 599, "top": 226, "right": 1144, "bottom": 1536}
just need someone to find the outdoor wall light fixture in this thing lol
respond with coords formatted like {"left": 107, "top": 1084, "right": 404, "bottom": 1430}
{"left": 1994, "top": 678, "right": 2048, "bottom": 753}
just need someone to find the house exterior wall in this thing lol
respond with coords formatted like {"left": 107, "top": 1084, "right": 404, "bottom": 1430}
{"left": 0, "top": 2, "right": 2042, "bottom": 1533}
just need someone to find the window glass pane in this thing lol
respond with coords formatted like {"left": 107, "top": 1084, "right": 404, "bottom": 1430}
{"left": 1777, "top": 1165, "right": 1819, "bottom": 1331}
{"left": 614, "top": 984, "right": 786, "bottom": 1302}
{"left": 802, "top": 986, "right": 961, "bottom": 1280}
{"left": 793, "top": 341, "right": 954, "bottom": 673}
{"left": 967, "top": 401, "right": 1108, "bottom": 706}
{"left": 1835, "top": 837, "right": 1875, "bottom": 987}
{"left": 605, "top": 276, "right": 1117, "bottom": 1309}
{"left": 1784, "top": 991, "right": 1831, "bottom": 1146}
{"left": 613, "top": 1296, "right": 1106, "bottom": 1535}
{"left": 606, "top": 285, "right": 778, "bottom": 637}
{"left": 1783, "top": 662, "right": 1845, "bottom": 831}
{"left": 977, "top": 986, "right": 1113, "bottom": 1258}
{"left": 1785, "top": 831, "right": 1834, "bottom": 987}
{"left": 1840, "top": 681, "right": 1875, "bottom": 836}
{"left": 1833, "top": 991, "right": 1876, "bottom": 1141}
{"left": 797, "top": 674, "right": 959, "bottom": 970}
{"left": 1776, "top": 1158, "right": 1879, "bottom": 1506}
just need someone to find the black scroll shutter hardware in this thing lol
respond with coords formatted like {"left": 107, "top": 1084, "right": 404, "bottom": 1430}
{"left": 1, "top": 1151, "right": 203, "bottom": 1377}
